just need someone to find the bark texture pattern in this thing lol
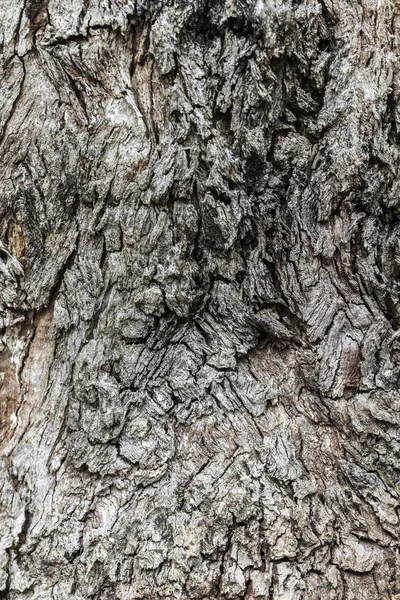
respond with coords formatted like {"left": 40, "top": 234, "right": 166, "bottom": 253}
{"left": 1, "top": 0, "right": 400, "bottom": 598}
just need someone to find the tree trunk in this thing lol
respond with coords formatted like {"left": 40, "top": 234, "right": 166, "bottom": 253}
{"left": 1, "top": 0, "right": 400, "bottom": 598}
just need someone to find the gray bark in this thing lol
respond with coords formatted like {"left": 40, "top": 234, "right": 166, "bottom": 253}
{"left": 1, "top": 0, "right": 400, "bottom": 598}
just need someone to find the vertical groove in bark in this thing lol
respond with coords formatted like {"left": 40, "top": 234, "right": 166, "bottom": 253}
{"left": 1, "top": 0, "right": 400, "bottom": 598}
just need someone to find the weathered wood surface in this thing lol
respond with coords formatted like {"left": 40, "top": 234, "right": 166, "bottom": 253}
{"left": 1, "top": 0, "right": 400, "bottom": 598}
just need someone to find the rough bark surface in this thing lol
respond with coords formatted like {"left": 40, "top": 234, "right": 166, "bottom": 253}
{"left": 1, "top": 0, "right": 400, "bottom": 598}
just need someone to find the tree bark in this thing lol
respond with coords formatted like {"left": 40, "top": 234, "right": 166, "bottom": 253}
{"left": 1, "top": 0, "right": 400, "bottom": 598}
